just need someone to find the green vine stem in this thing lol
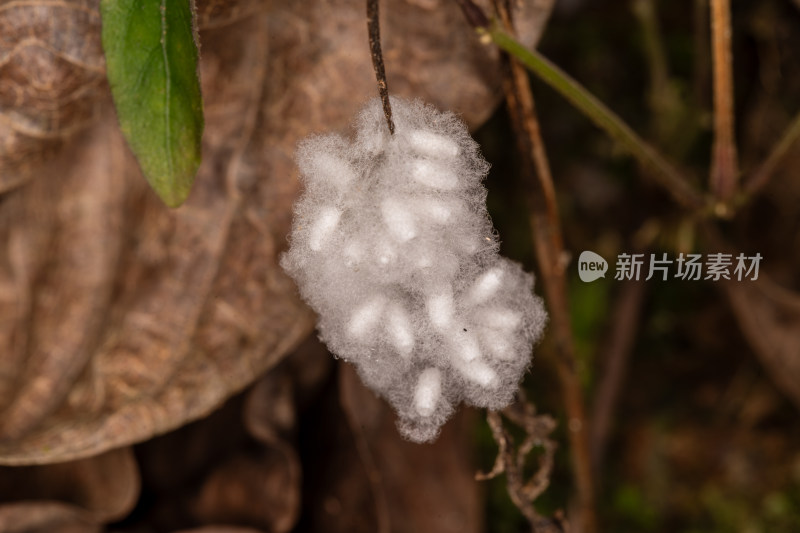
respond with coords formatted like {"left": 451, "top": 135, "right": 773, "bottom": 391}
{"left": 485, "top": 24, "right": 707, "bottom": 211}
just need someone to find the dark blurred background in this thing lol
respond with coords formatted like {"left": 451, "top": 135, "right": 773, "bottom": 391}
{"left": 1, "top": 0, "right": 800, "bottom": 532}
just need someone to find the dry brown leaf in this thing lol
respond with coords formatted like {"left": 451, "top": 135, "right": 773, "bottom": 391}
{"left": 0, "top": 502, "right": 101, "bottom": 533}
{"left": 174, "top": 526, "right": 262, "bottom": 533}
{"left": 0, "top": 0, "right": 105, "bottom": 191}
{"left": 0, "top": 447, "right": 139, "bottom": 523}
{"left": 338, "top": 364, "right": 483, "bottom": 533}
{"left": 243, "top": 335, "right": 333, "bottom": 441}
{"left": 725, "top": 276, "right": 800, "bottom": 410}
{"left": 187, "top": 348, "right": 330, "bottom": 533}
{"left": 0, "top": 0, "right": 551, "bottom": 465}
{"left": 132, "top": 395, "right": 254, "bottom": 531}
{"left": 127, "top": 341, "right": 326, "bottom": 533}
{"left": 190, "top": 453, "right": 298, "bottom": 532}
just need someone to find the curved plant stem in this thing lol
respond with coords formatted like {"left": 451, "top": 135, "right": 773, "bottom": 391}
{"left": 742, "top": 109, "right": 800, "bottom": 198}
{"left": 709, "top": 0, "right": 738, "bottom": 204}
{"left": 367, "top": 0, "right": 394, "bottom": 134}
{"left": 486, "top": 26, "right": 706, "bottom": 211}
{"left": 492, "top": 2, "right": 597, "bottom": 531}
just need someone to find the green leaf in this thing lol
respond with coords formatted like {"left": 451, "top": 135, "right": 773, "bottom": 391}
{"left": 101, "top": 0, "right": 204, "bottom": 207}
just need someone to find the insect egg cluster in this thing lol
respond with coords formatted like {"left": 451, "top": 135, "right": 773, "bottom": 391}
{"left": 281, "top": 98, "right": 547, "bottom": 441}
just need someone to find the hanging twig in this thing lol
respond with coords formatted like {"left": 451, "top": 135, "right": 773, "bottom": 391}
{"left": 367, "top": 0, "right": 395, "bottom": 134}
{"left": 477, "top": 399, "right": 565, "bottom": 533}
{"left": 489, "top": 1, "right": 597, "bottom": 531}
{"left": 709, "top": 0, "right": 738, "bottom": 206}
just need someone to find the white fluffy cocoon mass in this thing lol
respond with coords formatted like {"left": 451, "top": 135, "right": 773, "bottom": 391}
{"left": 281, "top": 97, "right": 547, "bottom": 442}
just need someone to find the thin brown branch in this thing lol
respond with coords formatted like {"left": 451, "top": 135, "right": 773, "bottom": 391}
{"left": 590, "top": 279, "right": 647, "bottom": 475}
{"left": 492, "top": 2, "right": 597, "bottom": 532}
{"left": 366, "top": 0, "right": 394, "bottom": 134}
{"left": 742, "top": 109, "right": 800, "bottom": 198}
{"left": 709, "top": 0, "right": 738, "bottom": 204}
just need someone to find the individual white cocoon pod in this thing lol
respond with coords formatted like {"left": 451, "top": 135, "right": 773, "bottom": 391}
{"left": 411, "top": 159, "right": 459, "bottom": 190}
{"left": 386, "top": 302, "right": 414, "bottom": 357}
{"left": 413, "top": 197, "right": 462, "bottom": 224}
{"left": 347, "top": 296, "right": 386, "bottom": 340}
{"left": 427, "top": 289, "right": 455, "bottom": 330}
{"left": 469, "top": 268, "right": 504, "bottom": 303}
{"left": 381, "top": 197, "right": 417, "bottom": 242}
{"left": 414, "top": 367, "right": 442, "bottom": 417}
{"left": 407, "top": 130, "right": 460, "bottom": 159}
{"left": 280, "top": 97, "right": 547, "bottom": 443}
{"left": 480, "top": 307, "right": 523, "bottom": 331}
{"left": 307, "top": 152, "right": 357, "bottom": 189}
{"left": 451, "top": 329, "right": 482, "bottom": 362}
{"left": 455, "top": 358, "right": 499, "bottom": 388}
{"left": 308, "top": 206, "right": 341, "bottom": 251}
